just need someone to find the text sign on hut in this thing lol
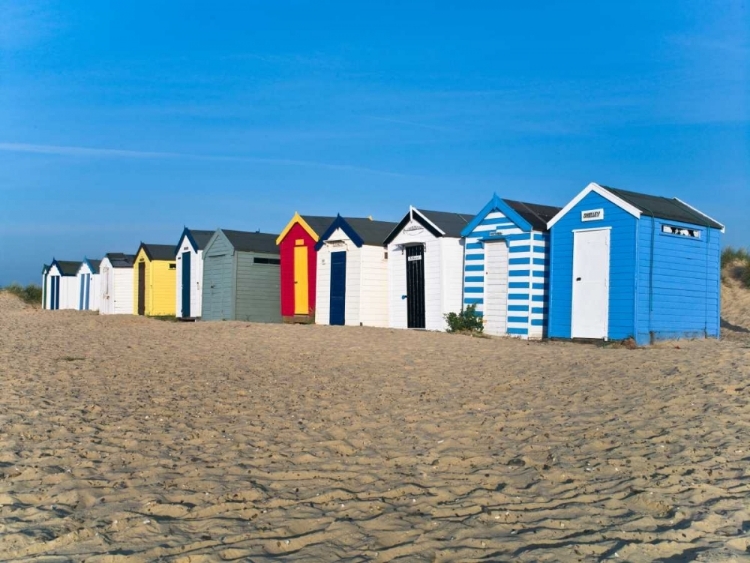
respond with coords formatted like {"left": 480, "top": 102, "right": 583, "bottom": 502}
{"left": 407, "top": 255, "right": 422, "bottom": 261}
{"left": 581, "top": 208, "right": 604, "bottom": 222}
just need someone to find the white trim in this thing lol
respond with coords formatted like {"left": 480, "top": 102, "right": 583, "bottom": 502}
{"left": 547, "top": 182, "right": 642, "bottom": 229}
{"left": 410, "top": 205, "right": 446, "bottom": 236}
{"left": 674, "top": 198, "right": 725, "bottom": 233}
{"left": 572, "top": 226, "right": 613, "bottom": 233}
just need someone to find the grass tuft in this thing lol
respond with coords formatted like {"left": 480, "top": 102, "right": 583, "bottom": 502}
{"left": 2, "top": 283, "right": 43, "bottom": 304}
{"left": 722, "top": 246, "right": 750, "bottom": 289}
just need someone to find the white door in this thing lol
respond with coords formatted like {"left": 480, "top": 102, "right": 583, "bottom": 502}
{"left": 571, "top": 228, "right": 610, "bottom": 339}
{"left": 483, "top": 241, "right": 509, "bottom": 335}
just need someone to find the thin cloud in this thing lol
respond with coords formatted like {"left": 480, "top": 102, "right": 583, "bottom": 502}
{"left": 0, "top": 142, "right": 416, "bottom": 178}
{"left": 365, "top": 115, "right": 459, "bottom": 133}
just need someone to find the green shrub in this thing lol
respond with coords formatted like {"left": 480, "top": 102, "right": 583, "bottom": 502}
{"left": 742, "top": 264, "right": 750, "bottom": 289}
{"left": 3, "top": 283, "right": 43, "bottom": 304}
{"left": 445, "top": 304, "right": 484, "bottom": 334}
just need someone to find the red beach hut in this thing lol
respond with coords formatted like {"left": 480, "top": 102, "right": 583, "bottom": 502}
{"left": 276, "top": 213, "right": 338, "bottom": 323}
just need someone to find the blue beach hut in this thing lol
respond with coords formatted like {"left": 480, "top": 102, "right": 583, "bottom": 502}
{"left": 460, "top": 194, "right": 561, "bottom": 339}
{"left": 546, "top": 182, "right": 724, "bottom": 345}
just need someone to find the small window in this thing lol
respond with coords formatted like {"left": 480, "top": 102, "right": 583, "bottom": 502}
{"left": 169, "top": 264, "right": 176, "bottom": 270}
{"left": 661, "top": 224, "right": 702, "bottom": 239}
{"left": 384, "top": 251, "right": 388, "bottom": 260}
{"left": 254, "top": 257, "right": 280, "bottom": 265}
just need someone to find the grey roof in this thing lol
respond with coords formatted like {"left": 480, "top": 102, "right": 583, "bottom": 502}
{"left": 86, "top": 259, "right": 102, "bottom": 274}
{"left": 504, "top": 199, "right": 562, "bottom": 231}
{"left": 188, "top": 229, "right": 215, "bottom": 250}
{"left": 417, "top": 209, "right": 475, "bottom": 238}
{"left": 299, "top": 215, "right": 339, "bottom": 235}
{"left": 602, "top": 186, "right": 723, "bottom": 230}
{"left": 105, "top": 253, "right": 136, "bottom": 268}
{"left": 54, "top": 261, "right": 82, "bottom": 276}
{"left": 222, "top": 230, "right": 279, "bottom": 254}
{"left": 343, "top": 218, "right": 399, "bottom": 246}
{"left": 140, "top": 243, "right": 176, "bottom": 261}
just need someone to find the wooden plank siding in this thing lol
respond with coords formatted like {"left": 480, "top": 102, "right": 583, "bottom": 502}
{"left": 133, "top": 248, "right": 177, "bottom": 317}
{"left": 201, "top": 233, "right": 234, "bottom": 321}
{"left": 635, "top": 217, "right": 721, "bottom": 344}
{"left": 548, "top": 191, "right": 638, "bottom": 341}
{"left": 235, "top": 252, "right": 282, "bottom": 323}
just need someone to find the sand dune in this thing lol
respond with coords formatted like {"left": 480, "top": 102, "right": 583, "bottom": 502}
{"left": 721, "top": 272, "right": 750, "bottom": 333}
{"left": 0, "top": 296, "right": 749, "bottom": 562}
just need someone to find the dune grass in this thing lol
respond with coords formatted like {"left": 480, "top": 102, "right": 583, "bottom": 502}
{"left": 722, "top": 247, "right": 750, "bottom": 288}
{"left": 2, "top": 283, "right": 43, "bottom": 305}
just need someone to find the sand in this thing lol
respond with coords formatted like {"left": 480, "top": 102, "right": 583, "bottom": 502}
{"left": 1, "top": 295, "right": 749, "bottom": 562}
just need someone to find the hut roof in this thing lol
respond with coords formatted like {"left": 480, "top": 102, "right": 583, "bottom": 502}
{"left": 105, "top": 253, "right": 136, "bottom": 268}
{"left": 138, "top": 243, "right": 176, "bottom": 261}
{"left": 601, "top": 186, "right": 724, "bottom": 229}
{"left": 222, "top": 230, "right": 279, "bottom": 254}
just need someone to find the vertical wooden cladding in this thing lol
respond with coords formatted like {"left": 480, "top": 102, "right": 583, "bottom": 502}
{"left": 279, "top": 222, "right": 318, "bottom": 319}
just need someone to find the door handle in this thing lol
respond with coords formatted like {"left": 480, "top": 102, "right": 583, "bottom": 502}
{"left": 576, "top": 277, "right": 582, "bottom": 281}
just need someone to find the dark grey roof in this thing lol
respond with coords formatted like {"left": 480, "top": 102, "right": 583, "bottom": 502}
{"left": 222, "top": 230, "right": 279, "bottom": 254}
{"left": 105, "top": 253, "right": 136, "bottom": 268}
{"left": 504, "top": 199, "right": 562, "bottom": 231}
{"left": 417, "top": 209, "right": 475, "bottom": 238}
{"left": 140, "top": 243, "right": 176, "bottom": 261}
{"left": 54, "top": 260, "right": 82, "bottom": 276}
{"left": 87, "top": 259, "right": 102, "bottom": 274}
{"left": 602, "top": 186, "right": 723, "bottom": 230}
{"left": 188, "top": 229, "right": 215, "bottom": 250}
{"left": 299, "top": 215, "right": 339, "bottom": 235}
{"left": 343, "top": 218, "right": 399, "bottom": 246}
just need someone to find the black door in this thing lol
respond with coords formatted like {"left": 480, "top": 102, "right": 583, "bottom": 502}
{"left": 137, "top": 261, "right": 146, "bottom": 316}
{"left": 329, "top": 251, "right": 346, "bottom": 325}
{"left": 406, "top": 245, "right": 425, "bottom": 328}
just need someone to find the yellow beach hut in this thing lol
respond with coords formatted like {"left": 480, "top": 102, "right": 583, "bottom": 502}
{"left": 133, "top": 243, "right": 177, "bottom": 316}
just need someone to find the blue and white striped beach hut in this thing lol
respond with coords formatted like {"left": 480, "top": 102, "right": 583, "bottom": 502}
{"left": 460, "top": 194, "right": 561, "bottom": 339}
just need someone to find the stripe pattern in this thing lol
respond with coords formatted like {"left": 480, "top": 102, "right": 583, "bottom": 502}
{"left": 463, "top": 210, "right": 550, "bottom": 338}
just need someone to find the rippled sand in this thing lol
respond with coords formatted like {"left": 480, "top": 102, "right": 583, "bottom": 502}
{"left": 1, "top": 295, "right": 749, "bottom": 562}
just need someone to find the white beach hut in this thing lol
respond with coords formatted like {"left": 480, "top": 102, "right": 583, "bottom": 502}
{"left": 47, "top": 259, "right": 82, "bottom": 310}
{"left": 99, "top": 253, "right": 136, "bottom": 315}
{"left": 76, "top": 258, "right": 102, "bottom": 311}
{"left": 383, "top": 207, "right": 474, "bottom": 331}
{"left": 175, "top": 227, "right": 214, "bottom": 319}
{"left": 314, "top": 215, "right": 397, "bottom": 327}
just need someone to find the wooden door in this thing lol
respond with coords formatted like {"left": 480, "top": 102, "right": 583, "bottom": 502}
{"left": 406, "top": 245, "right": 425, "bottom": 329}
{"left": 293, "top": 245, "right": 309, "bottom": 315}
{"left": 484, "top": 241, "right": 509, "bottom": 335}
{"left": 572, "top": 229, "right": 610, "bottom": 339}
{"left": 138, "top": 262, "right": 146, "bottom": 316}
{"left": 329, "top": 251, "right": 347, "bottom": 325}
{"left": 181, "top": 251, "right": 191, "bottom": 318}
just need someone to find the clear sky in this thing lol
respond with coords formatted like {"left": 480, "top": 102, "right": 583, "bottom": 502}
{"left": 1, "top": 1, "right": 747, "bottom": 285}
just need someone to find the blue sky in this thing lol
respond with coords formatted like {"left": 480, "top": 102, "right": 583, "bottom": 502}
{"left": 1, "top": 0, "right": 747, "bottom": 285}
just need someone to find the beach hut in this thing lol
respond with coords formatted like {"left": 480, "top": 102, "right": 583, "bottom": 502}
{"left": 547, "top": 182, "right": 724, "bottom": 345}
{"left": 314, "top": 215, "right": 397, "bottom": 327}
{"left": 383, "top": 207, "right": 474, "bottom": 331}
{"left": 75, "top": 258, "right": 101, "bottom": 311}
{"left": 276, "top": 213, "right": 342, "bottom": 323}
{"left": 41, "top": 264, "right": 50, "bottom": 308}
{"left": 175, "top": 227, "right": 214, "bottom": 319}
{"left": 47, "top": 259, "right": 81, "bottom": 310}
{"left": 133, "top": 243, "right": 177, "bottom": 316}
{"left": 100, "top": 253, "right": 135, "bottom": 315}
{"left": 460, "top": 195, "right": 561, "bottom": 339}
{"left": 201, "top": 229, "right": 281, "bottom": 322}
